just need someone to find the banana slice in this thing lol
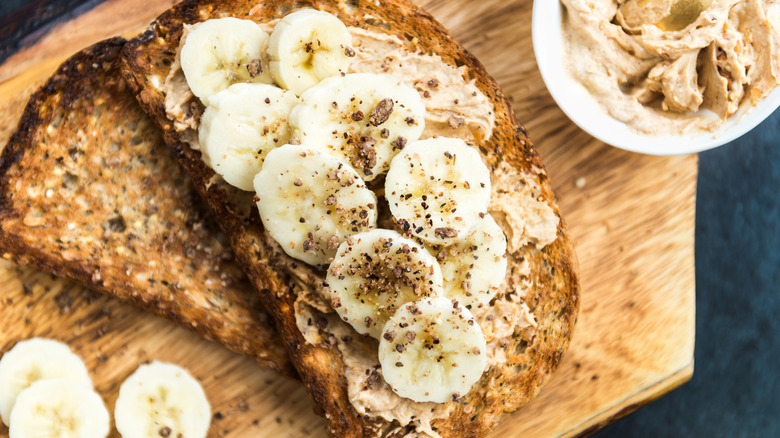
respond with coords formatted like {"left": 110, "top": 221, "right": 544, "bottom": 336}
{"left": 327, "top": 229, "right": 444, "bottom": 338}
{"left": 438, "top": 214, "right": 508, "bottom": 310}
{"left": 181, "top": 17, "right": 272, "bottom": 102}
{"left": 254, "top": 144, "right": 378, "bottom": 266}
{"left": 379, "top": 297, "right": 487, "bottom": 403}
{"left": 9, "top": 379, "right": 109, "bottom": 438}
{"left": 385, "top": 137, "right": 491, "bottom": 245}
{"left": 199, "top": 83, "right": 299, "bottom": 191}
{"left": 268, "top": 9, "right": 354, "bottom": 95}
{"left": 290, "top": 72, "right": 425, "bottom": 181}
{"left": 0, "top": 338, "right": 93, "bottom": 426}
{"left": 114, "top": 361, "right": 210, "bottom": 438}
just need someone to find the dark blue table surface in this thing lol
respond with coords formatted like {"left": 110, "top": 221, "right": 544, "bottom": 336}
{"left": 1, "top": 1, "right": 778, "bottom": 437}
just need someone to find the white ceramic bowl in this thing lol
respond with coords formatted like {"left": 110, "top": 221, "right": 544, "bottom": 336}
{"left": 532, "top": 0, "right": 780, "bottom": 155}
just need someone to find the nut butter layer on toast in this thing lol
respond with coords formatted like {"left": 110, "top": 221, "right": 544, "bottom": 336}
{"left": 0, "top": 39, "right": 292, "bottom": 375}
{"left": 122, "top": 1, "right": 580, "bottom": 436}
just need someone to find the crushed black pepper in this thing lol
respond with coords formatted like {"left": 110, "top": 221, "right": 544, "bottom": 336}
{"left": 351, "top": 137, "right": 377, "bottom": 174}
{"left": 435, "top": 227, "right": 458, "bottom": 239}
{"left": 366, "top": 369, "right": 381, "bottom": 389}
{"left": 391, "top": 136, "right": 407, "bottom": 151}
{"left": 369, "top": 98, "right": 394, "bottom": 126}
{"left": 247, "top": 59, "right": 263, "bottom": 77}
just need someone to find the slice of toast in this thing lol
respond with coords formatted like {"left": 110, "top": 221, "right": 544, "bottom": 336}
{"left": 122, "top": 1, "right": 580, "bottom": 436}
{"left": 0, "top": 38, "right": 293, "bottom": 375}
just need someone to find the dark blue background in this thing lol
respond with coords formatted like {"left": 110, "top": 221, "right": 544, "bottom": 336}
{"left": 1, "top": 1, "right": 778, "bottom": 436}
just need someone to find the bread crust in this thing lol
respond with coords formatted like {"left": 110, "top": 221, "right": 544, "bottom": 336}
{"left": 121, "top": 1, "right": 580, "bottom": 436}
{"left": 0, "top": 39, "right": 293, "bottom": 375}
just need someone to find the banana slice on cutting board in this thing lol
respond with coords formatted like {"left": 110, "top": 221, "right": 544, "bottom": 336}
{"left": 199, "top": 82, "right": 299, "bottom": 191}
{"left": 9, "top": 379, "right": 109, "bottom": 438}
{"left": 181, "top": 17, "right": 272, "bottom": 102}
{"left": 114, "top": 361, "right": 211, "bottom": 438}
{"left": 385, "top": 137, "right": 491, "bottom": 245}
{"left": 438, "top": 214, "right": 508, "bottom": 310}
{"left": 0, "top": 337, "right": 93, "bottom": 426}
{"left": 269, "top": 9, "right": 354, "bottom": 95}
{"left": 379, "top": 297, "right": 487, "bottom": 403}
{"left": 254, "top": 144, "right": 378, "bottom": 266}
{"left": 290, "top": 72, "right": 426, "bottom": 180}
{"left": 327, "top": 229, "right": 444, "bottom": 338}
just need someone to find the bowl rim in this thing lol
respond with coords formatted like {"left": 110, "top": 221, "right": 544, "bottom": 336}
{"left": 531, "top": 0, "right": 780, "bottom": 156}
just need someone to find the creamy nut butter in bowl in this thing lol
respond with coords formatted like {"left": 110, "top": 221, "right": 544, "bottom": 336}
{"left": 532, "top": 0, "right": 780, "bottom": 155}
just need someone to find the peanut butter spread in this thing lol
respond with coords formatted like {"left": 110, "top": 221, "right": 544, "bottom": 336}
{"left": 163, "top": 19, "right": 558, "bottom": 438}
{"left": 562, "top": 0, "right": 780, "bottom": 135}
{"left": 348, "top": 28, "right": 495, "bottom": 144}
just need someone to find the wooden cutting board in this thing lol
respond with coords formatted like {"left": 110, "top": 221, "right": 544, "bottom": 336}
{"left": 0, "top": 0, "right": 696, "bottom": 436}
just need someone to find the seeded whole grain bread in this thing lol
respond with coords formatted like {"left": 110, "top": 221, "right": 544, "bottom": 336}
{"left": 121, "top": 0, "right": 580, "bottom": 436}
{"left": 0, "top": 39, "right": 293, "bottom": 375}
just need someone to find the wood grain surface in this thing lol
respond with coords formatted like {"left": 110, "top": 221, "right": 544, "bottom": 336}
{"left": 0, "top": 0, "right": 696, "bottom": 437}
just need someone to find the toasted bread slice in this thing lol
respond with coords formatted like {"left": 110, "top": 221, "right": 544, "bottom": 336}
{"left": 122, "top": 1, "right": 580, "bottom": 436}
{"left": 0, "top": 39, "right": 293, "bottom": 375}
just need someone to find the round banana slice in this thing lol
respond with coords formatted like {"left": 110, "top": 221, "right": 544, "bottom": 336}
{"left": 385, "top": 137, "right": 491, "bottom": 245}
{"left": 379, "top": 297, "right": 487, "bottom": 403}
{"left": 254, "top": 144, "right": 378, "bottom": 266}
{"left": 9, "top": 379, "right": 109, "bottom": 438}
{"left": 114, "top": 361, "right": 211, "bottom": 438}
{"left": 0, "top": 338, "right": 93, "bottom": 426}
{"left": 290, "top": 72, "right": 426, "bottom": 180}
{"left": 438, "top": 214, "right": 508, "bottom": 310}
{"left": 268, "top": 9, "right": 354, "bottom": 95}
{"left": 327, "top": 229, "right": 444, "bottom": 338}
{"left": 199, "top": 83, "right": 299, "bottom": 191}
{"left": 181, "top": 17, "right": 272, "bottom": 102}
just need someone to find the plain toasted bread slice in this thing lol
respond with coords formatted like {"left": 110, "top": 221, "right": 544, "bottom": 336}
{"left": 122, "top": 1, "right": 580, "bottom": 436}
{"left": 0, "top": 38, "right": 293, "bottom": 375}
